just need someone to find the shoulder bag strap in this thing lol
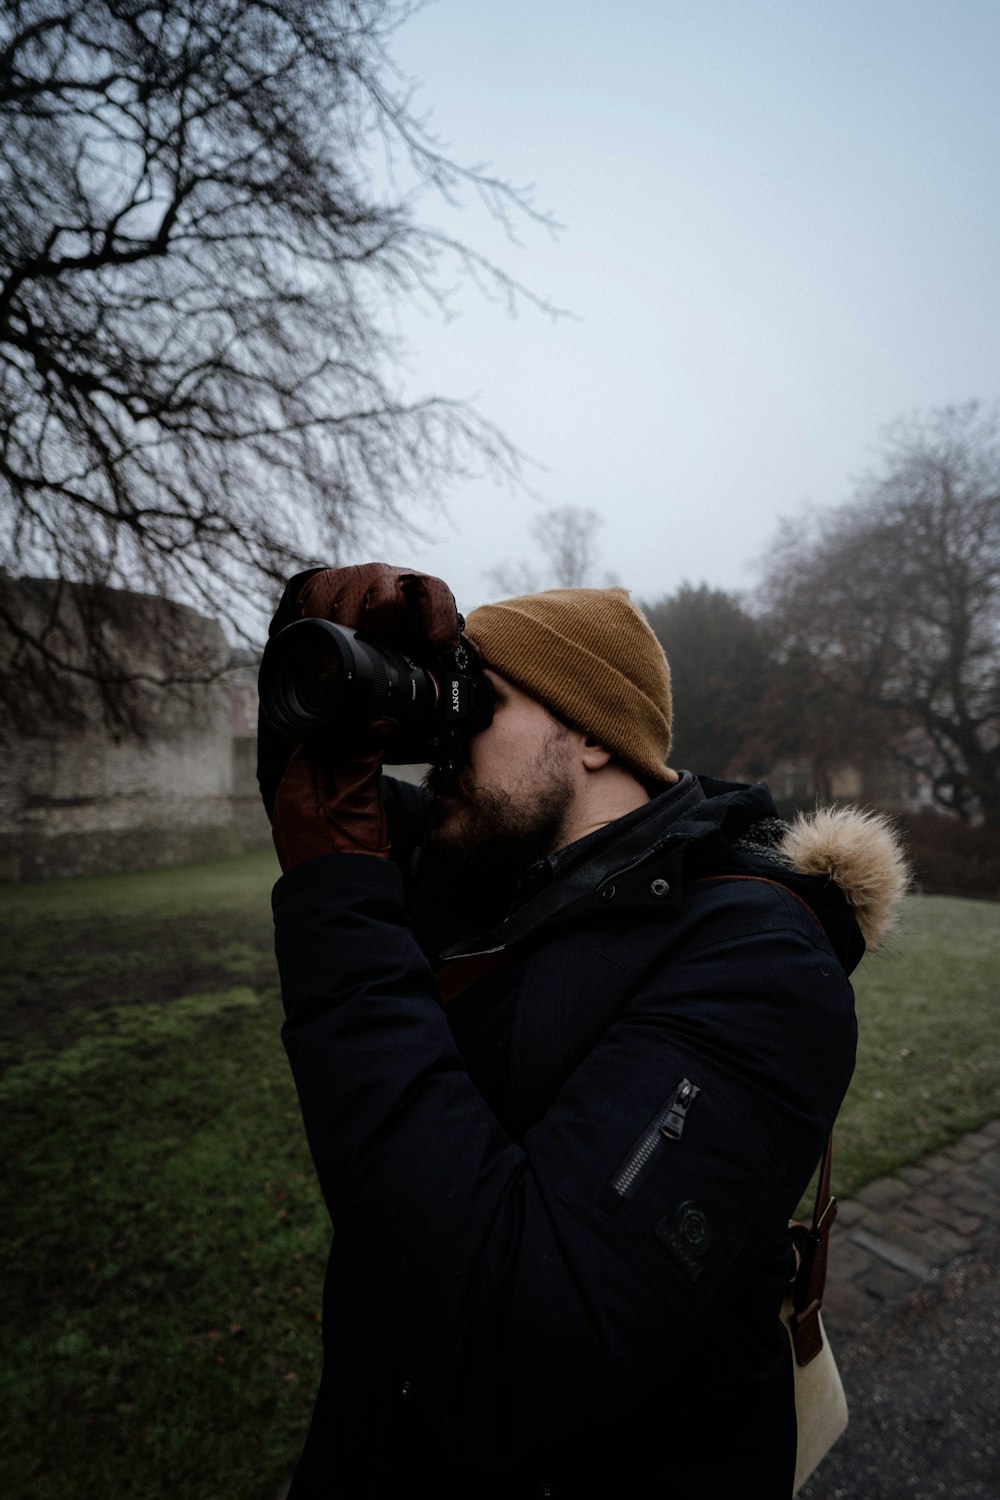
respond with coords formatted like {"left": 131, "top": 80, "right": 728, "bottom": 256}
{"left": 789, "top": 1134, "right": 838, "bottom": 1366}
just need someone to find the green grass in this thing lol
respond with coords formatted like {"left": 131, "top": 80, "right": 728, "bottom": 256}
{"left": 2, "top": 860, "right": 998, "bottom": 1499}
{"left": 835, "top": 893, "right": 1000, "bottom": 1193}
{"left": 1, "top": 851, "right": 327, "bottom": 1500}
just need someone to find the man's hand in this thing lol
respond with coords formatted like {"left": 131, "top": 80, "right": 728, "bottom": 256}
{"left": 271, "top": 734, "right": 393, "bottom": 872}
{"left": 297, "top": 563, "right": 459, "bottom": 655}
{"left": 259, "top": 563, "right": 458, "bottom": 859}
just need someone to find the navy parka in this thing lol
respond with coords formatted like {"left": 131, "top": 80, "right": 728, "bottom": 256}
{"left": 273, "top": 773, "right": 860, "bottom": 1498}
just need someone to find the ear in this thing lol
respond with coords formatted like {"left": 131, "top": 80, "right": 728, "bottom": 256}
{"left": 581, "top": 736, "right": 613, "bottom": 772}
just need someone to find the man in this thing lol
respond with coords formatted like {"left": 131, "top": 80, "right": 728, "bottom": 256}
{"left": 258, "top": 563, "right": 908, "bottom": 1498}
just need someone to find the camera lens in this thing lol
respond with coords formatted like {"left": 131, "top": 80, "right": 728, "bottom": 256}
{"left": 258, "top": 618, "right": 438, "bottom": 754}
{"left": 287, "top": 641, "right": 347, "bottom": 722}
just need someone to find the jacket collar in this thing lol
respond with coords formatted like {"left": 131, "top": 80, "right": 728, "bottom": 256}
{"left": 436, "top": 773, "right": 894, "bottom": 979}
{"left": 440, "top": 771, "right": 729, "bottom": 960}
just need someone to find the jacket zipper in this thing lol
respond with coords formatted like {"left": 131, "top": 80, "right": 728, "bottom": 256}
{"left": 610, "top": 1077, "right": 701, "bottom": 1199}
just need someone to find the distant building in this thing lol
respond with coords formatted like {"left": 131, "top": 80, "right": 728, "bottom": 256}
{"left": 0, "top": 576, "right": 269, "bottom": 881}
{"left": 756, "top": 756, "right": 934, "bottom": 818}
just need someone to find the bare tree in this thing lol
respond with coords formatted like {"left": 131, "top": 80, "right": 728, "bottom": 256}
{"left": 532, "top": 504, "right": 604, "bottom": 588}
{"left": 0, "top": 0, "right": 551, "bottom": 727}
{"left": 485, "top": 504, "right": 606, "bottom": 596}
{"left": 731, "top": 638, "right": 894, "bottom": 802}
{"left": 760, "top": 404, "right": 1000, "bottom": 824}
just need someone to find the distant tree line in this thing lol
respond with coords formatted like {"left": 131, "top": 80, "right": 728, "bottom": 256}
{"left": 482, "top": 407, "right": 999, "bottom": 836}
{"left": 646, "top": 404, "right": 1000, "bottom": 833}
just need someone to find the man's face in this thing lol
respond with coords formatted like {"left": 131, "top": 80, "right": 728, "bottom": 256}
{"left": 426, "top": 669, "right": 577, "bottom": 862}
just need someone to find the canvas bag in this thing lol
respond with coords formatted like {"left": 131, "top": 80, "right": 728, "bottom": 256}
{"left": 784, "top": 1136, "right": 849, "bottom": 1493}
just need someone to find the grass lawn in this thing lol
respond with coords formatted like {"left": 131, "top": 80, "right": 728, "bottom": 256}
{"left": 2, "top": 857, "right": 998, "bottom": 1499}
{"left": 834, "top": 893, "right": 1000, "bottom": 1192}
{"left": 1, "top": 851, "right": 324, "bottom": 1500}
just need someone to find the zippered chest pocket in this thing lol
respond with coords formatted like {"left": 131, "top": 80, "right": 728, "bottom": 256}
{"left": 606, "top": 1077, "right": 701, "bottom": 1201}
{"left": 577, "top": 1070, "right": 786, "bottom": 1322}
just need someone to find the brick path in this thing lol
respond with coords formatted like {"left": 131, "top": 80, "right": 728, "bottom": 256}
{"left": 822, "top": 1118, "right": 1000, "bottom": 1333}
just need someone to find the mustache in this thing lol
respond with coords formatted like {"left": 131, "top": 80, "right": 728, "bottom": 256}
{"left": 423, "top": 763, "right": 475, "bottom": 800}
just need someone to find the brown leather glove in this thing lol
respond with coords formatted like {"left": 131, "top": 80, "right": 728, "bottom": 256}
{"left": 267, "top": 563, "right": 459, "bottom": 870}
{"left": 297, "top": 563, "right": 460, "bottom": 655}
{"left": 259, "top": 562, "right": 459, "bottom": 826}
{"left": 271, "top": 731, "right": 393, "bottom": 872}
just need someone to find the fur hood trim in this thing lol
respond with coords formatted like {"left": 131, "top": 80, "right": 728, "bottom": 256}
{"left": 779, "top": 805, "right": 912, "bottom": 949}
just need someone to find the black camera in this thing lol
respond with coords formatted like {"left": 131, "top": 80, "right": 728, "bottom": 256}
{"left": 257, "top": 617, "right": 493, "bottom": 767}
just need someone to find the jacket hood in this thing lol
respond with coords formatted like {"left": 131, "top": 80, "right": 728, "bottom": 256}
{"left": 778, "top": 804, "right": 911, "bottom": 950}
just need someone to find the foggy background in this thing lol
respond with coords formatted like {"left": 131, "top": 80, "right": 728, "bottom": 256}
{"left": 374, "top": 0, "right": 1000, "bottom": 609}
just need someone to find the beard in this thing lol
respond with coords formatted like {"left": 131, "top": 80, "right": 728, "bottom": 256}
{"left": 413, "top": 728, "right": 575, "bottom": 952}
{"left": 423, "top": 733, "right": 575, "bottom": 878}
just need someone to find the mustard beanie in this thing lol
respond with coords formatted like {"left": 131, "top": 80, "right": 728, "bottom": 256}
{"left": 465, "top": 587, "right": 679, "bottom": 787}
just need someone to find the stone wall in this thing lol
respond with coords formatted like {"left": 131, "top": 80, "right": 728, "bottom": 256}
{"left": 0, "top": 579, "right": 270, "bottom": 881}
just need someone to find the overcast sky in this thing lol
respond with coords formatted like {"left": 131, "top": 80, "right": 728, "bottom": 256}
{"left": 353, "top": 0, "right": 1000, "bottom": 616}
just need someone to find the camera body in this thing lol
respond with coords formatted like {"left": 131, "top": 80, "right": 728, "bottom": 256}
{"left": 257, "top": 617, "right": 493, "bottom": 768}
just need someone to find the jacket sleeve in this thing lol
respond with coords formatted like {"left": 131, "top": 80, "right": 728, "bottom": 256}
{"left": 274, "top": 852, "right": 855, "bottom": 1455}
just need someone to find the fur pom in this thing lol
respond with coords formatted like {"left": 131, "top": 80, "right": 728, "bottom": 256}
{"left": 779, "top": 805, "right": 912, "bottom": 949}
